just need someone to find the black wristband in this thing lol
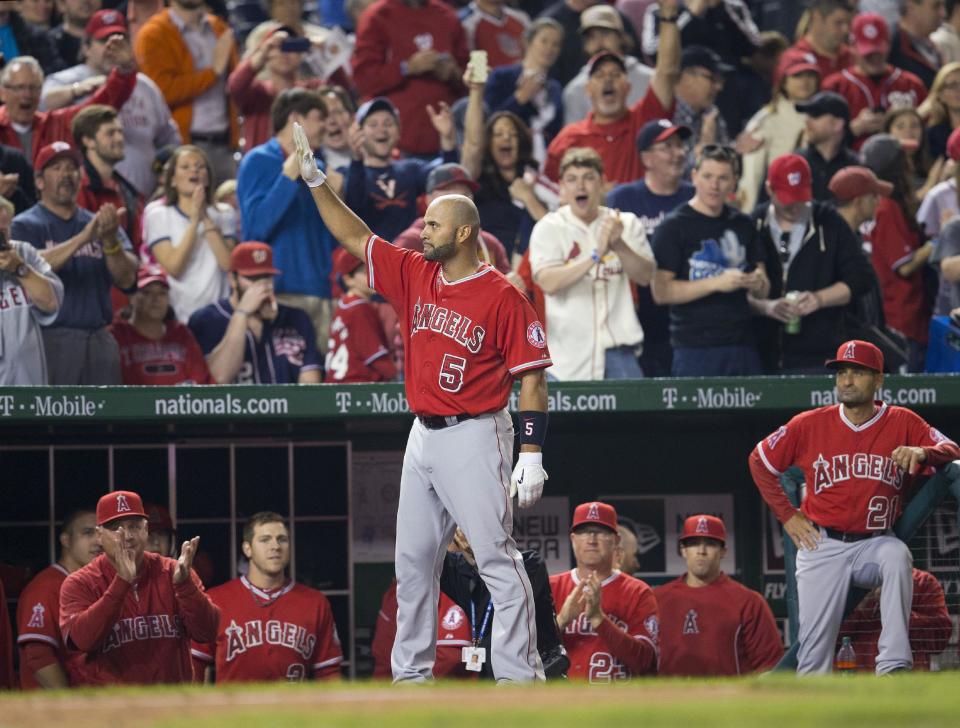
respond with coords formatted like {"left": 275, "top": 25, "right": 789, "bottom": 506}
{"left": 660, "top": 15, "right": 678, "bottom": 23}
{"left": 519, "top": 410, "right": 548, "bottom": 447}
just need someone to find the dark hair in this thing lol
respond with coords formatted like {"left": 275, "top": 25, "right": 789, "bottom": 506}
{"left": 70, "top": 104, "right": 118, "bottom": 149}
{"left": 809, "top": 0, "right": 855, "bottom": 16}
{"left": 695, "top": 144, "right": 741, "bottom": 176}
{"left": 883, "top": 107, "right": 931, "bottom": 179}
{"left": 317, "top": 83, "right": 356, "bottom": 114}
{"left": 161, "top": 145, "right": 214, "bottom": 206}
{"left": 479, "top": 111, "right": 535, "bottom": 196}
{"left": 523, "top": 17, "right": 563, "bottom": 46}
{"left": 873, "top": 144, "right": 920, "bottom": 230}
{"left": 270, "top": 87, "right": 328, "bottom": 134}
{"left": 243, "top": 511, "right": 287, "bottom": 545}
{"left": 949, "top": 0, "right": 960, "bottom": 17}
{"left": 60, "top": 510, "right": 95, "bottom": 539}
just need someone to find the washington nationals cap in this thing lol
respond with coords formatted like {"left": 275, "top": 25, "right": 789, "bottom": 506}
{"left": 356, "top": 97, "right": 399, "bottom": 126}
{"left": 828, "top": 166, "right": 893, "bottom": 202}
{"left": 571, "top": 501, "right": 618, "bottom": 533}
{"left": 680, "top": 515, "right": 726, "bottom": 545}
{"left": 587, "top": 51, "right": 626, "bottom": 76}
{"left": 34, "top": 141, "right": 82, "bottom": 172}
{"left": 426, "top": 163, "right": 479, "bottom": 194}
{"left": 85, "top": 9, "right": 127, "bottom": 40}
{"left": 97, "top": 490, "right": 147, "bottom": 526}
{"left": 136, "top": 263, "right": 169, "bottom": 290}
{"left": 636, "top": 118, "right": 692, "bottom": 152}
{"left": 851, "top": 13, "right": 890, "bottom": 58}
{"left": 231, "top": 242, "right": 281, "bottom": 276}
{"left": 774, "top": 54, "right": 821, "bottom": 86}
{"left": 825, "top": 339, "right": 884, "bottom": 373}
{"left": 767, "top": 153, "right": 812, "bottom": 205}
{"left": 579, "top": 5, "right": 624, "bottom": 34}
{"left": 331, "top": 246, "right": 363, "bottom": 279}
{"left": 795, "top": 91, "right": 850, "bottom": 121}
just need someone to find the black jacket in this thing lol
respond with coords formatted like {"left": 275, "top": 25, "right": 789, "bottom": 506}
{"left": 9, "top": 14, "right": 65, "bottom": 75}
{"left": 0, "top": 143, "right": 35, "bottom": 213}
{"left": 751, "top": 200, "right": 879, "bottom": 371}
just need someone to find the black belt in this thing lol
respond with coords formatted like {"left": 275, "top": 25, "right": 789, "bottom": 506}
{"left": 191, "top": 131, "right": 230, "bottom": 145}
{"left": 417, "top": 413, "right": 475, "bottom": 430}
{"left": 822, "top": 527, "right": 880, "bottom": 543}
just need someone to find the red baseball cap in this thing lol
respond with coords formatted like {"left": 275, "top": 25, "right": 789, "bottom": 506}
{"left": 680, "top": 514, "right": 726, "bottom": 545}
{"left": 97, "top": 490, "right": 148, "bottom": 527}
{"left": 136, "top": 263, "right": 169, "bottom": 290}
{"left": 231, "top": 242, "right": 281, "bottom": 276}
{"left": 825, "top": 339, "right": 884, "bottom": 372}
{"left": 768, "top": 153, "right": 812, "bottom": 205}
{"left": 774, "top": 54, "right": 821, "bottom": 88}
{"left": 332, "top": 246, "right": 363, "bottom": 280}
{"left": 828, "top": 166, "right": 893, "bottom": 202}
{"left": 85, "top": 9, "right": 128, "bottom": 40}
{"left": 571, "top": 501, "right": 618, "bottom": 533}
{"left": 145, "top": 502, "right": 174, "bottom": 531}
{"left": 851, "top": 13, "right": 890, "bottom": 57}
{"left": 34, "top": 141, "right": 81, "bottom": 173}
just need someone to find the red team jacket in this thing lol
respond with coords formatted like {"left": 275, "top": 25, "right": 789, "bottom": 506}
{"left": 370, "top": 580, "right": 472, "bottom": 679}
{"left": 750, "top": 401, "right": 960, "bottom": 533}
{"left": 16, "top": 564, "right": 71, "bottom": 688}
{"left": 59, "top": 552, "right": 219, "bottom": 686}
{"left": 110, "top": 319, "right": 213, "bottom": 385}
{"left": 364, "top": 234, "right": 550, "bottom": 415}
{"left": 325, "top": 293, "right": 397, "bottom": 383}
{"left": 191, "top": 577, "right": 343, "bottom": 682}
{"left": 550, "top": 570, "right": 659, "bottom": 682}
{"left": 654, "top": 573, "right": 783, "bottom": 676}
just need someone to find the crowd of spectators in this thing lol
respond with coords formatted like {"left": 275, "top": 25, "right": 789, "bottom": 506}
{"left": 2, "top": 0, "right": 960, "bottom": 385}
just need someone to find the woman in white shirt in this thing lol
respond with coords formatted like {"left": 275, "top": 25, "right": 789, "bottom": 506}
{"left": 145, "top": 145, "right": 237, "bottom": 322}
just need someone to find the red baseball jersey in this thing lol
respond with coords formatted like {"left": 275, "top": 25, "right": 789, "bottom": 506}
{"left": 549, "top": 570, "right": 659, "bottom": 682}
{"left": 16, "top": 564, "right": 70, "bottom": 688}
{"left": 751, "top": 400, "right": 960, "bottom": 533}
{"left": 110, "top": 318, "right": 212, "bottom": 385}
{"left": 460, "top": 4, "right": 528, "bottom": 69}
{"left": 191, "top": 577, "right": 343, "bottom": 682}
{"left": 838, "top": 568, "right": 952, "bottom": 671}
{"left": 822, "top": 66, "right": 927, "bottom": 148}
{"left": 59, "top": 552, "right": 219, "bottom": 686}
{"left": 364, "top": 234, "right": 551, "bottom": 415}
{"left": 654, "top": 573, "right": 783, "bottom": 676}
{"left": 370, "top": 580, "right": 472, "bottom": 679}
{"left": 324, "top": 294, "right": 395, "bottom": 383}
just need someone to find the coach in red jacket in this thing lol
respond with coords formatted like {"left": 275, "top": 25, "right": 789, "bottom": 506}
{"left": 59, "top": 490, "right": 219, "bottom": 686}
{"left": 0, "top": 38, "right": 137, "bottom": 163}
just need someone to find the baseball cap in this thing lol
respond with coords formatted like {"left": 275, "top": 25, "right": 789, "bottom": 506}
{"left": 231, "top": 242, "right": 281, "bottom": 276}
{"left": 636, "top": 118, "right": 692, "bottom": 152}
{"left": 331, "top": 246, "right": 362, "bottom": 280}
{"left": 861, "top": 133, "right": 905, "bottom": 178}
{"left": 571, "top": 501, "right": 618, "bottom": 533}
{"left": 97, "top": 490, "right": 148, "bottom": 527}
{"left": 680, "top": 45, "right": 734, "bottom": 75}
{"left": 579, "top": 5, "right": 624, "bottom": 34}
{"left": 136, "top": 263, "right": 169, "bottom": 290}
{"left": 828, "top": 166, "right": 893, "bottom": 202}
{"left": 34, "top": 141, "right": 81, "bottom": 173}
{"left": 767, "top": 153, "right": 812, "bottom": 205}
{"left": 680, "top": 515, "right": 726, "bottom": 545}
{"left": 774, "top": 54, "right": 821, "bottom": 88}
{"left": 426, "top": 163, "right": 479, "bottom": 194}
{"left": 85, "top": 9, "right": 127, "bottom": 40}
{"left": 825, "top": 339, "right": 884, "bottom": 372}
{"left": 795, "top": 91, "right": 850, "bottom": 121}
{"left": 144, "top": 502, "right": 174, "bottom": 531}
{"left": 947, "top": 126, "right": 960, "bottom": 162}
{"left": 587, "top": 50, "right": 626, "bottom": 76}
{"left": 356, "top": 97, "right": 399, "bottom": 126}
{"left": 851, "top": 13, "right": 890, "bottom": 58}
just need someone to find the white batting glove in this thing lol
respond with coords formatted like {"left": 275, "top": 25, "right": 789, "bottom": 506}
{"left": 292, "top": 122, "right": 326, "bottom": 188}
{"left": 510, "top": 452, "right": 547, "bottom": 509}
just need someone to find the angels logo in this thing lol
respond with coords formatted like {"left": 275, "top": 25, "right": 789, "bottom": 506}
{"left": 787, "top": 172, "right": 801, "bottom": 186}
{"left": 766, "top": 425, "right": 788, "bottom": 451}
{"left": 252, "top": 248, "right": 268, "bottom": 264}
{"left": 643, "top": 614, "right": 660, "bottom": 642}
{"left": 115, "top": 493, "right": 131, "bottom": 513}
{"left": 527, "top": 321, "right": 546, "bottom": 349}
{"left": 587, "top": 503, "right": 600, "bottom": 521}
{"left": 681, "top": 609, "right": 699, "bottom": 635}
{"left": 413, "top": 33, "right": 434, "bottom": 51}
{"left": 26, "top": 602, "right": 45, "bottom": 629}
{"left": 441, "top": 605, "right": 464, "bottom": 631}
{"left": 695, "top": 517, "right": 709, "bottom": 535}
{"left": 842, "top": 341, "right": 857, "bottom": 360}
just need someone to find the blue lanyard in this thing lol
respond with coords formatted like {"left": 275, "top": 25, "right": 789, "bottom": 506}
{"left": 469, "top": 599, "right": 494, "bottom": 647}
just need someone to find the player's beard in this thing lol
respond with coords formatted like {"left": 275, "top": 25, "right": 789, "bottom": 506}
{"left": 423, "top": 235, "right": 457, "bottom": 262}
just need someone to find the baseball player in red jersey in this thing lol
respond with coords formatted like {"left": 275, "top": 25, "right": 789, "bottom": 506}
{"left": 325, "top": 248, "right": 397, "bottom": 383}
{"left": 749, "top": 340, "right": 960, "bottom": 674}
{"left": 294, "top": 123, "right": 550, "bottom": 682}
{"left": 550, "top": 502, "right": 659, "bottom": 682}
{"left": 16, "top": 510, "right": 101, "bottom": 688}
{"left": 191, "top": 512, "right": 342, "bottom": 682}
{"left": 59, "top": 490, "right": 219, "bottom": 685}
{"left": 655, "top": 515, "right": 783, "bottom": 676}
{"left": 371, "top": 580, "right": 473, "bottom": 679}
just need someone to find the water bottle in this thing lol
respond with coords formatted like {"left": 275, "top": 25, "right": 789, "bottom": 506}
{"left": 785, "top": 291, "right": 802, "bottom": 335}
{"left": 836, "top": 636, "right": 856, "bottom": 673}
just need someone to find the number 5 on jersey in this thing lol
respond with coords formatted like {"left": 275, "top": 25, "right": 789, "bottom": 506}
{"left": 439, "top": 354, "right": 466, "bottom": 392}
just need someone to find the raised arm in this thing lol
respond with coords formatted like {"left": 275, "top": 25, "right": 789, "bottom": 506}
{"left": 294, "top": 123, "right": 372, "bottom": 260}
{"left": 650, "top": 0, "right": 681, "bottom": 109}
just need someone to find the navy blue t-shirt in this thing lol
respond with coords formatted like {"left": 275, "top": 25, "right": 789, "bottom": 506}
{"left": 607, "top": 180, "right": 695, "bottom": 239}
{"left": 11, "top": 203, "right": 132, "bottom": 330}
{"left": 188, "top": 299, "right": 322, "bottom": 384}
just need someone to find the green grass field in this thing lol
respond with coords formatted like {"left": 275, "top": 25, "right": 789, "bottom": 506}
{"left": 3, "top": 673, "right": 960, "bottom": 728}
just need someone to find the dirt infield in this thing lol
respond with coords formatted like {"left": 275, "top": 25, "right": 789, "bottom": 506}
{"left": 2, "top": 675, "right": 959, "bottom": 728}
